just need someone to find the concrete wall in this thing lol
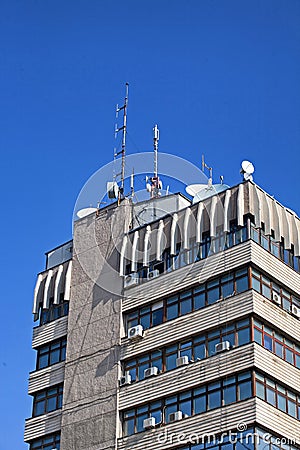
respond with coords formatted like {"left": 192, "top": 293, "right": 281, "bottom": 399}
{"left": 60, "top": 200, "right": 132, "bottom": 450}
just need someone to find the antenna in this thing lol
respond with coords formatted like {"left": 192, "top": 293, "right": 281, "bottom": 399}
{"left": 146, "top": 124, "right": 163, "bottom": 199}
{"left": 202, "top": 155, "right": 213, "bottom": 183}
{"left": 115, "top": 83, "right": 129, "bottom": 199}
{"left": 153, "top": 124, "right": 159, "bottom": 178}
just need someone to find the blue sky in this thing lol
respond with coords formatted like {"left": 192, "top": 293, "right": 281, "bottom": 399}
{"left": 0, "top": 1, "right": 300, "bottom": 448}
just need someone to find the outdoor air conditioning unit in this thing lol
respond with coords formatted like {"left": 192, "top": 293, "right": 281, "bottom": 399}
{"left": 128, "top": 325, "right": 144, "bottom": 340}
{"left": 119, "top": 372, "right": 132, "bottom": 386}
{"left": 176, "top": 355, "right": 189, "bottom": 367}
{"left": 291, "top": 305, "right": 300, "bottom": 318}
{"left": 143, "top": 416, "right": 156, "bottom": 429}
{"left": 272, "top": 292, "right": 281, "bottom": 305}
{"left": 215, "top": 341, "right": 230, "bottom": 353}
{"left": 168, "top": 411, "right": 183, "bottom": 423}
{"left": 147, "top": 269, "right": 159, "bottom": 280}
{"left": 124, "top": 273, "right": 139, "bottom": 289}
{"left": 144, "top": 366, "right": 159, "bottom": 378}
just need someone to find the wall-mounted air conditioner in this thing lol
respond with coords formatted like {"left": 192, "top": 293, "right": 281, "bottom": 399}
{"left": 272, "top": 292, "right": 281, "bottom": 305}
{"left": 291, "top": 305, "right": 300, "bottom": 318}
{"left": 215, "top": 341, "right": 230, "bottom": 353}
{"left": 124, "top": 273, "right": 139, "bottom": 289}
{"left": 128, "top": 325, "right": 144, "bottom": 340}
{"left": 168, "top": 411, "right": 183, "bottom": 423}
{"left": 144, "top": 366, "right": 159, "bottom": 378}
{"left": 119, "top": 372, "right": 132, "bottom": 386}
{"left": 143, "top": 416, "right": 156, "bottom": 429}
{"left": 147, "top": 269, "right": 159, "bottom": 280}
{"left": 176, "top": 355, "right": 189, "bottom": 367}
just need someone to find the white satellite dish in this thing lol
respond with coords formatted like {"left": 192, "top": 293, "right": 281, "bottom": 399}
{"left": 77, "top": 207, "right": 98, "bottom": 218}
{"left": 241, "top": 160, "right": 254, "bottom": 173}
{"left": 241, "top": 160, "right": 255, "bottom": 181}
{"left": 193, "top": 183, "right": 229, "bottom": 204}
{"left": 186, "top": 184, "right": 208, "bottom": 196}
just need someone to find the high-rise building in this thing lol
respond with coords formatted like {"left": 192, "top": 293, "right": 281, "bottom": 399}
{"left": 24, "top": 174, "right": 300, "bottom": 450}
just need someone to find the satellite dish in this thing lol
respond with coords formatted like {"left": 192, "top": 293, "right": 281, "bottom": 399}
{"left": 193, "top": 184, "right": 230, "bottom": 204}
{"left": 186, "top": 184, "right": 208, "bottom": 196}
{"left": 77, "top": 207, "right": 98, "bottom": 218}
{"left": 241, "top": 160, "right": 255, "bottom": 182}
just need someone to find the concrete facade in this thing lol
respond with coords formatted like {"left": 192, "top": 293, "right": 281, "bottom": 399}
{"left": 25, "top": 184, "right": 300, "bottom": 450}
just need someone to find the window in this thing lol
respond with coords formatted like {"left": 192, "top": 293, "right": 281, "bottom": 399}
{"left": 255, "top": 372, "right": 300, "bottom": 421}
{"left": 39, "top": 293, "right": 69, "bottom": 326}
{"left": 122, "top": 371, "right": 252, "bottom": 436}
{"left": 30, "top": 433, "right": 60, "bottom": 450}
{"left": 125, "top": 267, "right": 250, "bottom": 331}
{"left": 250, "top": 223, "right": 300, "bottom": 274}
{"left": 123, "top": 319, "right": 251, "bottom": 382}
{"left": 32, "top": 384, "right": 63, "bottom": 417}
{"left": 251, "top": 267, "right": 300, "bottom": 317}
{"left": 36, "top": 338, "right": 67, "bottom": 370}
{"left": 253, "top": 319, "right": 300, "bottom": 369}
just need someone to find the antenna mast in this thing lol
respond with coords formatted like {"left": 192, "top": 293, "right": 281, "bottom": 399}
{"left": 146, "top": 124, "right": 162, "bottom": 199}
{"left": 115, "top": 83, "right": 129, "bottom": 199}
{"left": 153, "top": 124, "right": 159, "bottom": 178}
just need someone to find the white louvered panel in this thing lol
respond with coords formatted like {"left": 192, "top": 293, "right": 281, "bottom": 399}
{"left": 252, "top": 291, "right": 300, "bottom": 342}
{"left": 24, "top": 410, "right": 62, "bottom": 442}
{"left": 123, "top": 241, "right": 252, "bottom": 311}
{"left": 131, "top": 231, "right": 139, "bottom": 273}
{"left": 119, "top": 344, "right": 255, "bottom": 410}
{"left": 255, "top": 398, "right": 300, "bottom": 443}
{"left": 121, "top": 291, "right": 254, "bottom": 360}
{"left": 117, "top": 399, "right": 256, "bottom": 450}
{"left": 119, "top": 235, "right": 128, "bottom": 276}
{"left": 28, "top": 362, "right": 65, "bottom": 394}
{"left": 43, "top": 270, "right": 53, "bottom": 309}
{"left": 32, "top": 316, "right": 68, "bottom": 349}
{"left": 143, "top": 226, "right": 151, "bottom": 267}
{"left": 53, "top": 265, "right": 64, "bottom": 304}
{"left": 253, "top": 345, "right": 300, "bottom": 393}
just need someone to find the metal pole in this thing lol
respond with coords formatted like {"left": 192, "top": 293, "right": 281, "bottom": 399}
{"left": 121, "top": 83, "right": 129, "bottom": 192}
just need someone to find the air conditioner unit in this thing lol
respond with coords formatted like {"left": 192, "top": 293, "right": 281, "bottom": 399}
{"left": 144, "top": 366, "right": 159, "bottom": 378}
{"left": 176, "top": 355, "right": 189, "bottom": 367}
{"left": 119, "top": 372, "right": 132, "bottom": 386}
{"left": 272, "top": 292, "right": 281, "bottom": 305}
{"left": 143, "top": 416, "right": 156, "bottom": 429}
{"left": 128, "top": 325, "right": 144, "bottom": 340}
{"left": 124, "top": 273, "right": 139, "bottom": 289}
{"left": 215, "top": 341, "right": 230, "bottom": 353}
{"left": 168, "top": 411, "right": 183, "bottom": 423}
{"left": 291, "top": 305, "right": 300, "bottom": 318}
{"left": 147, "top": 269, "right": 159, "bottom": 280}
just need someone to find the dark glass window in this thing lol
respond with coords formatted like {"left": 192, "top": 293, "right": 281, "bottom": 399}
{"left": 30, "top": 433, "right": 60, "bottom": 450}
{"left": 123, "top": 371, "right": 253, "bottom": 436}
{"left": 36, "top": 338, "right": 67, "bottom": 370}
{"left": 123, "top": 319, "right": 251, "bottom": 382}
{"left": 32, "top": 384, "right": 63, "bottom": 417}
{"left": 253, "top": 319, "right": 300, "bottom": 370}
{"left": 39, "top": 294, "right": 69, "bottom": 326}
{"left": 255, "top": 372, "right": 300, "bottom": 421}
{"left": 125, "top": 267, "right": 250, "bottom": 332}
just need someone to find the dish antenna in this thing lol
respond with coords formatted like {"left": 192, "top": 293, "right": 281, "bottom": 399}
{"left": 241, "top": 160, "right": 255, "bottom": 181}
{"left": 77, "top": 207, "right": 98, "bottom": 219}
{"left": 186, "top": 184, "right": 208, "bottom": 197}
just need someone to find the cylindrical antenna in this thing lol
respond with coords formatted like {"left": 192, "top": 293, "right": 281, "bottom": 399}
{"left": 153, "top": 124, "right": 159, "bottom": 178}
